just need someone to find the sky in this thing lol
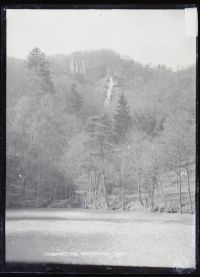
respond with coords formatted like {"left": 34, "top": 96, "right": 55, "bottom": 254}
{"left": 6, "top": 9, "right": 197, "bottom": 70}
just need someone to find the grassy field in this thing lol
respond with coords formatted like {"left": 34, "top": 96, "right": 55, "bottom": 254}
{"left": 6, "top": 208, "right": 195, "bottom": 268}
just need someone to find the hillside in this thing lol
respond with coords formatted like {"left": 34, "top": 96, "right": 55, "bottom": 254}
{"left": 6, "top": 49, "right": 196, "bottom": 213}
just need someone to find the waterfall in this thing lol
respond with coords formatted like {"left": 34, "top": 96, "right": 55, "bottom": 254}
{"left": 104, "top": 76, "right": 115, "bottom": 107}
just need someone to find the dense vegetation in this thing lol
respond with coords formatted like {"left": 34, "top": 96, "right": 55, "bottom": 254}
{"left": 7, "top": 48, "right": 196, "bottom": 213}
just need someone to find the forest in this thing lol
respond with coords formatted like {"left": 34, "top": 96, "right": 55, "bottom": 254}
{"left": 6, "top": 48, "right": 196, "bottom": 213}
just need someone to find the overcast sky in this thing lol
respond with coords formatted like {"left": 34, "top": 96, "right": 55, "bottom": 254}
{"left": 7, "top": 9, "right": 197, "bottom": 70}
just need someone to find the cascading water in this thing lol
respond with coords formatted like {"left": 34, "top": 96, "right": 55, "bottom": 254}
{"left": 104, "top": 76, "right": 115, "bottom": 107}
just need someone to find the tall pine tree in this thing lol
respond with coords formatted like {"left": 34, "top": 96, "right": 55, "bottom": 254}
{"left": 27, "top": 48, "right": 55, "bottom": 94}
{"left": 114, "top": 93, "right": 132, "bottom": 211}
{"left": 27, "top": 48, "right": 43, "bottom": 71}
{"left": 114, "top": 93, "right": 133, "bottom": 144}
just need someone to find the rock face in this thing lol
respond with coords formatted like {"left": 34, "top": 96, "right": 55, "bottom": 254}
{"left": 68, "top": 49, "right": 121, "bottom": 75}
{"left": 70, "top": 56, "right": 87, "bottom": 75}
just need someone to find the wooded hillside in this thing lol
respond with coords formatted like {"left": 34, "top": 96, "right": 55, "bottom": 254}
{"left": 7, "top": 48, "right": 196, "bottom": 213}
